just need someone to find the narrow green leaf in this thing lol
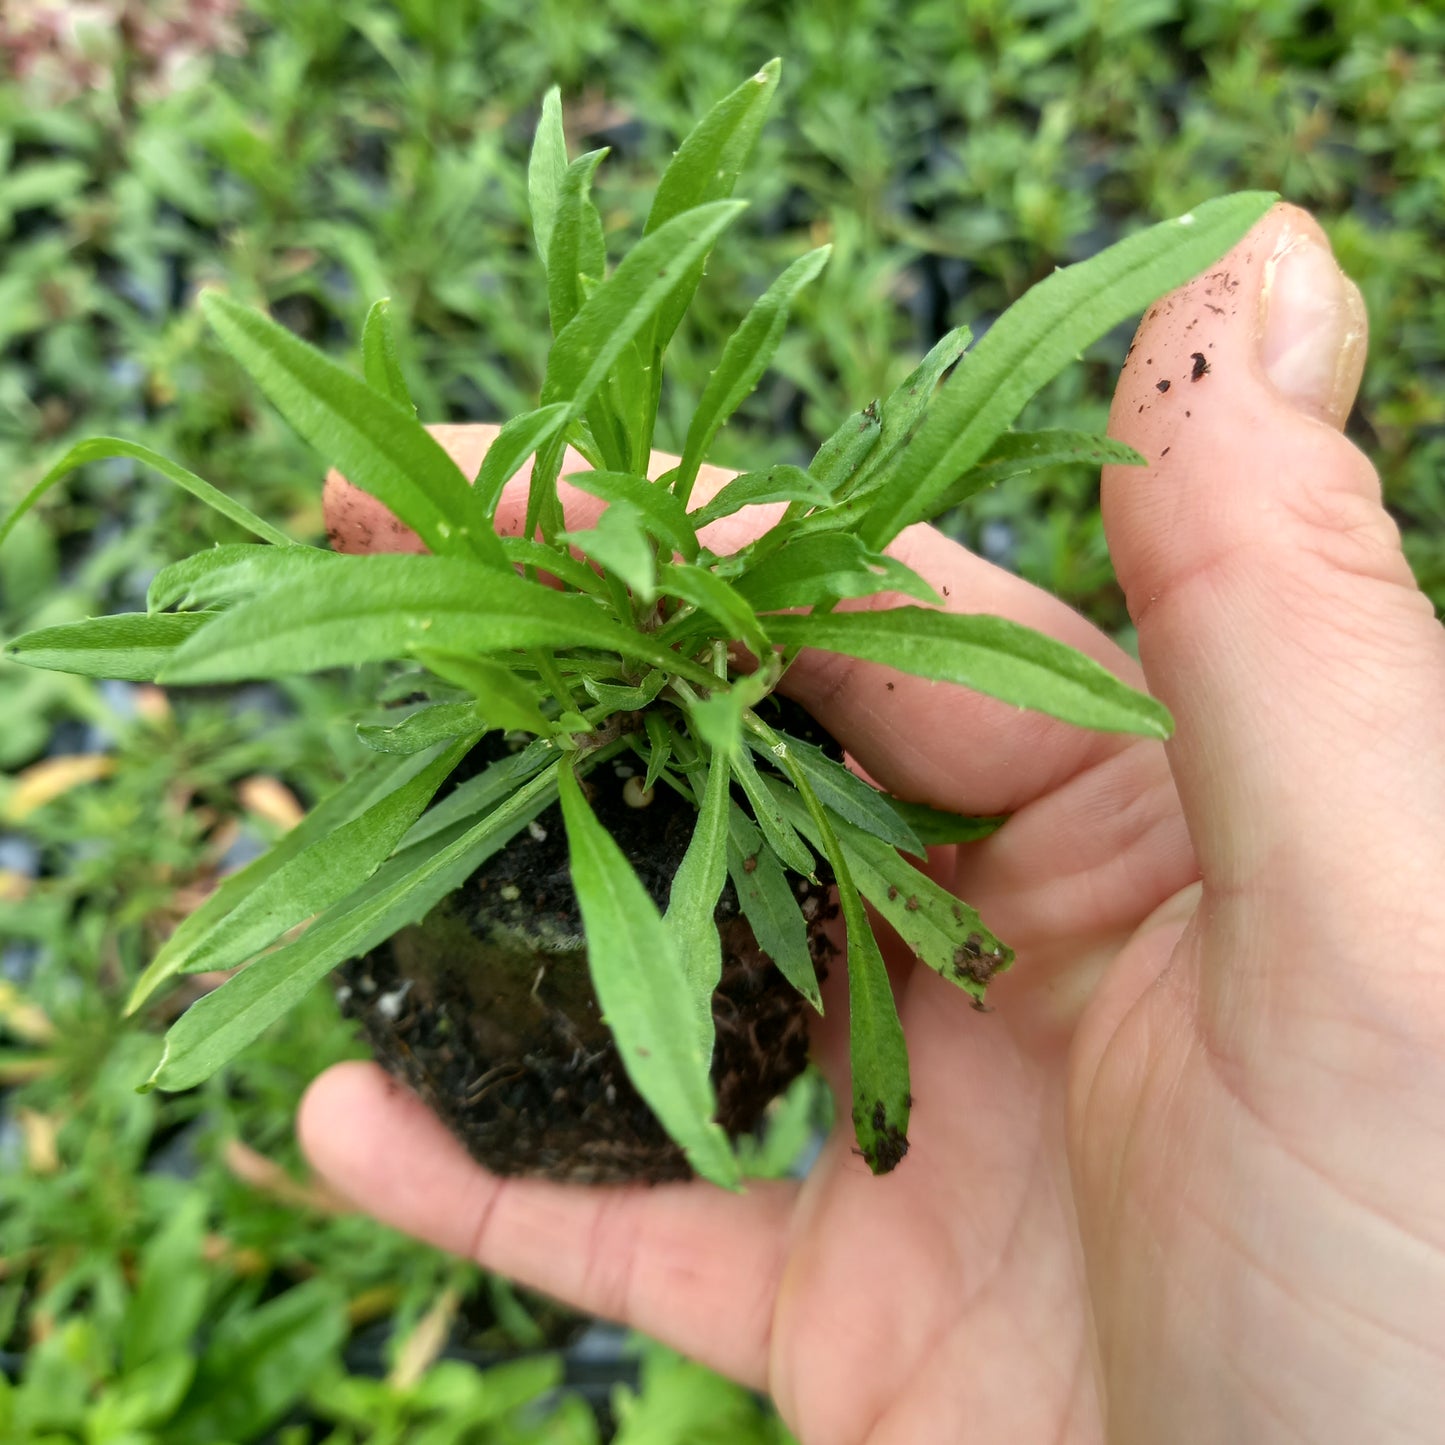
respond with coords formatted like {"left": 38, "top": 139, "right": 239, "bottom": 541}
{"left": 0, "top": 436, "right": 294, "bottom": 552}
{"left": 546, "top": 149, "right": 609, "bottom": 336}
{"left": 684, "top": 669, "right": 769, "bottom": 764}
{"left": 842, "top": 325, "right": 973, "bottom": 502}
{"left": 470, "top": 403, "right": 571, "bottom": 520}
{"left": 756, "top": 731, "right": 924, "bottom": 855}
{"left": 153, "top": 553, "right": 716, "bottom": 687}
{"left": 656, "top": 561, "right": 770, "bottom": 660}
{"left": 766, "top": 757, "right": 909, "bottom": 1173}
{"left": 148, "top": 761, "right": 565, "bottom": 1091}
{"left": 735, "top": 533, "right": 940, "bottom": 613}
{"left": 860, "top": 192, "right": 1279, "bottom": 546}
{"left": 360, "top": 298, "right": 414, "bottom": 412}
{"left": 541, "top": 201, "right": 747, "bottom": 418}
{"left": 558, "top": 766, "right": 739, "bottom": 1188}
{"left": 665, "top": 748, "right": 731, "bottom": 1040}
{"left": 566, "top": 470, "right": 699, "bottom": 561}
{"left": 884, "top": 796, "right": 1006, "bottom": 845}
{"left": 676, "top": 244, "right": 831, "bottom": 505}
{"left": 687, "top": 464, "right": 832, "bottom": 529}
{"left": 771, "top": 785, "right": 1013, "bottom": 1002}
{"left": 499, "top": 534, "right": 607, "bottom": 595}
{"left": 128, "top": 750, "right": 446, "bottom": 1012}
{"left": 398, "top": 739, "right": 554, "bottom": 850}
{"left": 768, "top": 606, "right": 1173, "bottom": 738}
{"left": 582, "top": 670, "right": 665, "bottom": 710}
{"left": 728, "top": 745, "right": 815, "bottom": 877}
{"left": 643, "top": 712, "right": 673, "bottom": 792}
{"left": 6, "top": 611, "right": 216, "bottom": 681}
{"left": 808, "top": 402, "right": 882, "bottom": 495}
{"left": 644, "top": 59, "right": 781, "bottom": 347}
{"left": 726, "top": 807, "right": 821, "bottom": 1012}
{"left": 561, "top": 502, "right": 657, "bottom": 604}
{"left": 927, "top": 429, "right": 1147, "bottom": 517}
{"left": 415, "top": 650, "right": 555, "bottom": 737}
{"left": 146, "top": 543, "right": 337, "bottom": 613}
{"left": 200, "top": 291, "right": 504, "bottom": 568}
{"left": 527, "top": 86, "right": 569, "bottom": 261}
{"left": 139, "top": 740, "right": 470, "bottom": 1006}
{"left": 357, "top": 702, "right": 484, "bottom": 754}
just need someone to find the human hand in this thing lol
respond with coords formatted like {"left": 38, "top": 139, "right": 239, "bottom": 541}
{"left": 299, "top": 203, "right": 1445, "bottom": 1443}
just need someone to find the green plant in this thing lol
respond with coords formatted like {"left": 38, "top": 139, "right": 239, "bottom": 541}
{"left": 1, "top": 62, "right": 1273, "bottom": 1181}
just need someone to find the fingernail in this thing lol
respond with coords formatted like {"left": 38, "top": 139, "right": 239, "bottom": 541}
{"left": 1260, "top": 232, "right": 1368, "bottom": 428}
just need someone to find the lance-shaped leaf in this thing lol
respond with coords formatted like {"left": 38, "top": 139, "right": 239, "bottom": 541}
{"left": 643, "top": 59, "right": 781, "bottom": 348}
{"left": 566, "top": 470, "right": 699, "bottom": 561}
{"left": 582, "top": 670, "right": 666, "bottom": 711}
{"left": 735, "top": 533, "right": 940, "bottom": 614}
{"left": 470, "top": 404, "right": 571, "bottom": 521}
{"left": 399, "top": 739, "right": 556, "bottom": 850}
{"left": 687, "top": 464, "right": 832, "bottom": 529}
{"left": 415, "top": 649, "right": 554, "bottom": 737}
{"left": 127, "top": 749, "right": 449, "bottom": 1013}
{"left": 561, "top": 502, "right": 657, "bottom": 604}
{"left": 770, "top": 782, "right": 1012, "bottom": 1003}
{"left": 134, "top": 739, "right": 471, "bottom": 1005}
{"left": 152, "top": 553, "right": 716, "bottom": 687}
{"left": 656, "top": 562, "right": 770, "bottom": 661}
{"left": 200, "top": 291, "right": 504, "bottom": 569}
{"left": 546, "top": 149, "right": 609, "bottom": 337}
{"left": 527, "top": 85, "right": 568, "bottom": 261}
{"left": 356, "top": 702, "right": 485, "bottom": 754}
{"left": 541, "top": 201, "right": 747, "bottom": 419}
{"left": 885, "top": 796, "right": 1006, "bottom": 845}
{"left": 769, "top": 754, "right": 909, "bottom": 1173}
{"left": 925, "top": 429, "right": 1147, "bottom": 517}
{"left": 499, "top": 535, "right": 607, "bottom": 596}
{"left": 675, "top": 245, "right": 831, "bottom": 506}
{"left": 726, "top": 807, "right": 822, "bottom": 1012}
{"left": 728, "top": 744, "right": 815, "bottom": 877}
{"left": 665, "top": 747, "right": 731, "bottom": 1042}
{"left": 839, "top": 324, "right": 974, "bottom": 504}
{"left": 0, "top": 436, "right": 294, "bottom": 551}
{"left": 756, "top": 731, "right": 924, "bottom": 855}
{"left": 6, "top": 611, "right": 216, "bottom": 681}
{"left": 558, "top": 766, "right": 739, "bottom": 1188}
{"left": 768, "top": 606, "right": 1173, "bottom": 738}
{"left": 808, "top": 402, "right": 882, "bottom": 495}
{"left": 360, "top": 298, "right": 414, "bottom": 412}
{"left": 147, "top": 760, "right": 566, "bottom": 1092}
{"left": 147, "top": 543, "right": 338, "bottom": 613}
{"left": 860, "top": 192, "right": 1278, "bottom": 546}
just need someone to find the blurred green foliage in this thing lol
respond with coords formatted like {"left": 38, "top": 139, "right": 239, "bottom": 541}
{"left": 1, "top": 0, "right": 1441, "bottom": 1437}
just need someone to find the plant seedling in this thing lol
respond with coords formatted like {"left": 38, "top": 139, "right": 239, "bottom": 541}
{"left": 1, "top": 60, "right": 1275, "bottom": 1184}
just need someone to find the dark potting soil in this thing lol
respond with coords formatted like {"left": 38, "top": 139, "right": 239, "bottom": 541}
{"left": 338, "top": 704, "right": 838, "bottom": 1183}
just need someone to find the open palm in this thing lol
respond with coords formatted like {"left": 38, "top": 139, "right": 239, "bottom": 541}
{"left": 302, "top": 207, "right": 1445, "bottom": 1442}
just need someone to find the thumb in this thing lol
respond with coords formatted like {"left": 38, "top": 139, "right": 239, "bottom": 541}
{"left": 1103, "top": 202, "right": 1445, "bottom": 889}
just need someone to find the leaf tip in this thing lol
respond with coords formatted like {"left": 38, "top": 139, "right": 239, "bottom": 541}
{"left": 855, "top": 1096, "right": 910, "bottom": 1175}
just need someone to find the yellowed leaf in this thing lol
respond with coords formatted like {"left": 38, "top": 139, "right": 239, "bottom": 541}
{"left": 0, "top": 982, "right": 56, "bottom": 1044}
{"left": 388, "top": 1285, "right": 461, "bottom": 1390}
{"left": 3, "top": 754, "right": 114, "bottom": 821}
{"left": 19, "top": 1108, "right": 60, "bottom": 1175}
{"left": 223, "top": 1138, "right": 346, "bottom": 1213}
{"left": 237, "top": 775, "right": 305, "bottom": 831}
